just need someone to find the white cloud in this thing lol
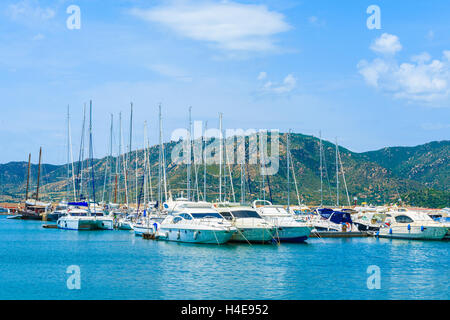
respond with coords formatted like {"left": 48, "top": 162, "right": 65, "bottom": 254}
{"left": 261, "top": 74, "right": 297, "bottom": 94}
{"left": 130, "top": 1, "right": 291, "bottom": 52}
{"left": 257, "top": 72, "right": 267, "bottom": 80}
{"left": 358, "top": 35, "right": 450, "bottom": 105}
{"left": 7, "top": 0, "right": 56, "bottom": 23}
{"left": 370, "top": 33, "right": 402, "bottom": 55}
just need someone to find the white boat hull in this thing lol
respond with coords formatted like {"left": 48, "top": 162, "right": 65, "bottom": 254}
{"left": 133, "top": 223, "right": 157, "bottom": 236}
{"left": 378, "top": 225, "right": 448, "bottom": 240}
{"left": 57, "top": 216, "right": 114, "bottom": 231}
{"left": 157, "top": 227, "right": 235, "bottom": 244}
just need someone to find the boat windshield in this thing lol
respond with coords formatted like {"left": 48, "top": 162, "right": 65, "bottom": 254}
{"left": 191, "top": 213, "right": 223, "bottom": 219}
{"left": 230, "top": 210, "right": 261, "bottom": 219}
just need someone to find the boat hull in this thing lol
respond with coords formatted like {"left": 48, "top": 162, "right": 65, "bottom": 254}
{"left": 133, "top": 224, "right": 157, "bottom": 236}
{"left": 157, "top": 227, "right": 235, "bottom": 244}
{"left": 57, "top": 217, "right": 114, "bottom": 231}
{"left": 231, "top": 227, "right": 275, "bottom": 243}
{"left": 273, "top": 226, "right": 312, "bottom": 243}
{"left": 378, "top": 226, "right": 448, "bottom": 240}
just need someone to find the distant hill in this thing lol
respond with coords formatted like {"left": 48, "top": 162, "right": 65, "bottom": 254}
{"left": 361, "top": 141, "right": 449, "bottom": 190}
{"left": 0, "top": 133, "right": 448, "bottom": 208}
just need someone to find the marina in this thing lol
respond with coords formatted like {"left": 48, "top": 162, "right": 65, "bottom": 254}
{"left": 0, "top": 215, "right": 448, "bottom": 300}
{"left": 0, "top": 1, "right": 449, "bottom": 304}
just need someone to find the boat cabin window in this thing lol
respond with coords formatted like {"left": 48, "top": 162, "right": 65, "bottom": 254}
{"left": 173, "top": 217, "right": 183, "bottom": 224}
{"left": 230, "top": 210, "right": 261, "bottom": 219}
{"left": 178, "top": 213, "right": 193, "bottom": 220}
{"left": 220, "top": 212, "right": 233, "bottom": 221}
{"left": 191, "top": 213, "right": 223, "bottom": 219}
{"left": 395, "top": 215, "right": 414, "bottom": 223}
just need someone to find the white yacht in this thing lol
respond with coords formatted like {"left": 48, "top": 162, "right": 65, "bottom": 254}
{"left": 377, "top": 209, "right": 448, "bottom": 240}
{"left": 252, "top": 200, "right": 312, "bottom": 243}
{"left": 57, "top": 202, "right": 114, "bottom": 231}
{"left": 155, "top": 200, "right": 237, "bottom": 244}
{"left": 216, "top": 205, "right": 276, "bottom": 244}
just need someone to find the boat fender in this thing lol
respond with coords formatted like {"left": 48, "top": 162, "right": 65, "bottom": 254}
{"left": 345, "top": 222, "right": 351, "bottom": 232}
{"left": 389, "top": 228, "right": 392, "bottom": 235}
{"left": 407, "top": 224, "right": 411, "bottom": 231}
{"left": 194, "top": 231, "right": 199, "bottom": 240}
{"left": 153, "top": 223, "right": 158, "bottom": 231}
{"left": 421, "top": 226, "right": 425, "bottom": 232}
{"left": 376, "top": 231, "right": 380, "bottom": 237}
{"left": 177, "top": 231, "right": 181, "bottom": 240}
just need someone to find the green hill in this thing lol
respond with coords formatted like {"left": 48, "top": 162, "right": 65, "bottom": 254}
{"left": 0, "top": 133, "right": 448, "bottom": 208}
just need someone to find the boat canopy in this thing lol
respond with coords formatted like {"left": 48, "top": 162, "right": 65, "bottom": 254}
{"left": 318, "top": 208, "right": 353, "bottom": 224}
{"left": 68, "top": 201, "right": 89, "bottom": 207}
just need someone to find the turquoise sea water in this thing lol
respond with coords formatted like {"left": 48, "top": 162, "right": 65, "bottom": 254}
{"left": 0, "top": 216, "right": 448, "bottom": 300}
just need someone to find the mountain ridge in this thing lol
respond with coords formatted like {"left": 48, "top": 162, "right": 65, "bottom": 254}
{"left": 0, "top": 134, "right": 448, "bottom": 208}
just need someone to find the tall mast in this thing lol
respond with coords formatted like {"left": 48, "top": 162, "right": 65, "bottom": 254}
{"left": 109, "top": 114, "right": 114, "bottom": 204}
{"left": 25, "top": 153, "right": 31, "bottom": 200}
{"left": 203, "top": 121, "right": 208, "bottom": 202}
{"left": 67, "top": 105, "right": 70, "bottom": 200}
{"left": 187, "top": 107, "right": 192, "bottom": 201}
{"left": 336, "top": 137, "right": 339, "bottom": 207}
{"left": 67, "top": 106, "right": 76, "bottom": 201}
{"left": 35, "top": 147, "right": 42, "bottom": 202}
{"left": 337, "top": 145, "right": 351, "bottom": 206}
{"left": 143, "top": 121, "right": 148, "bottom": 208}
{"left": 261, "top": 132, "right": 266, "bottom": 201}
{"left": 120, "top": 113, "right": 129, "bottom": 209}
{"left": 129, "top": 103, "right": 133, "bottom": 165}
{"left": 319, "top": 131, "right": 323, "bottom": 207}
{"left": 158, "top": 106, "right": 162, "bottom": 205}
{"left": 146, "top": 129, "right": 154, "bottom": 203}
{"left": 219, "top": 113, "right": 223, "bottom": 202}
{"left": 225, "top": 142, "right": 236, "bottom": 203}
{"left": 77, "top": 104, "right": 86, "bottom": 200}
{"left": 135, "top": 148, "right": 138, "bottom": 211}
{"left": 89, "top": 100, "right": 96, "bottom": 214}
{"left": 287, "top": 131, "right": 291, "bottom": 211}
{"left": 240, "top": 133, "right": 245, "bottom": 204}
{"left": 158, "top": 104, "right": 168, "bottom": 204}
{"left": 118, "top": 112, "right": 122, "bottom": 205}
{"left": 290, "top": 150, "right": 302, "bottom": 207}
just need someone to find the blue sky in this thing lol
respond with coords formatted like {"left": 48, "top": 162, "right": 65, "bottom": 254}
{"left": 0, "top": 0, "right": 449, "bottom": 164}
